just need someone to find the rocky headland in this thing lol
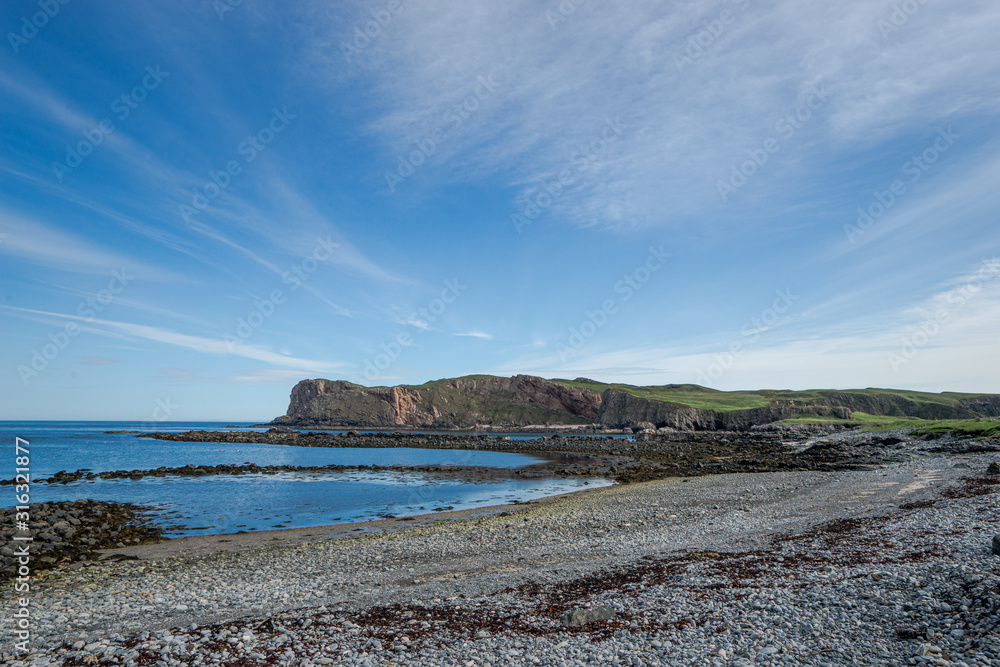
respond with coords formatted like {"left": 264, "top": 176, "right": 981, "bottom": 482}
{"left": 271, "top": 375, "right": 1000, "bottom": 431}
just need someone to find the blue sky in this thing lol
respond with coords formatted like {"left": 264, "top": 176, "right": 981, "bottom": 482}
{"left": 2, "top": 0, "right": 999, "bottom": 420}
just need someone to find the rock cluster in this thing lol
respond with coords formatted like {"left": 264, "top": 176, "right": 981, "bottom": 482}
{"left": 139, "top": 427, "right": 1000, "bottom": 484}
{"left": 0, "top": 500, "right": 162, "bottom": 575}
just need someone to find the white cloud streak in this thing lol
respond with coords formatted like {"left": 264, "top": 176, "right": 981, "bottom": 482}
{"left": 0, "top": 305, "right": 343, "bottom": 373}
{"left": 302, "top": 0, "right": 1000, "bottom": 230}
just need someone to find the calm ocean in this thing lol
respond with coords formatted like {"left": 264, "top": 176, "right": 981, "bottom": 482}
{"left": 0, "top": 422, "right": 611, "bottom": 537}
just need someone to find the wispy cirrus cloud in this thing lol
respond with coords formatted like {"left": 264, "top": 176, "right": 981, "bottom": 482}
{"left": 0, "top": 209, "right": 183, "bottom": 282}
{"left": 0, "top": 58, "right": 406, "bottom": 302}
{"left": 300, "top": 0, "right": 1000, "bottom": 230}
{"left": 0, "top": 305, "right": 343, "bottom": 373}
{"left": 455, "top": 331, "right": 493, "bottom": 339}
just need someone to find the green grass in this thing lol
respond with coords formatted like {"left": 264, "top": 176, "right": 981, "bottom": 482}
{"left": 910, "top": 419, "right": 1000, "bottom": 438}
{"left": 775, "top": 415, "right": 858, "bottom": 426}
{"left": 552, "top": 379, "right": 779, "bottom": 410}
{"left": 774, "top": 412, "right": 926, "bottom": 431}
{"left": 848, "top": 413, "right": 936, "bottom": 432}
{"left": 775, "top": 412, "right": 1000, "bottom": 436}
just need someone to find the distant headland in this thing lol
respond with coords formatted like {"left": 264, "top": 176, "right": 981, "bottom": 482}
{"left": 269, "top": 375, "right": 1000, "bottom": 432}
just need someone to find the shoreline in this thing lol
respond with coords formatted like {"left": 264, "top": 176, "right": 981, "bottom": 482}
{"left": 5, "top": 426, "right": 997, "bottom": 577}
{"left": 90, "top": 483, "right": 617, "bottom": 563}
{"left": 3, "top": 452, "right": 998, "bottom": 665}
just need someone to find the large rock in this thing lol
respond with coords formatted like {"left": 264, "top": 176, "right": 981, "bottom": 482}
{"left": 560, "top": 606, "right": 616, "bottom": 626}
{"left": 992, "top": 534, "right": 1000, "bottom": 556}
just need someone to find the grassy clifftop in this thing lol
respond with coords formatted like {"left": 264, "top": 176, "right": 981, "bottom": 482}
{"left": 549, "top": 378, "right": 990, "bottom": 412}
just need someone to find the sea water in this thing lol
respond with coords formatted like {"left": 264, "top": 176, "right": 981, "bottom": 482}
{"left": 0, "top": 422, "right": 612, "bottom": 537}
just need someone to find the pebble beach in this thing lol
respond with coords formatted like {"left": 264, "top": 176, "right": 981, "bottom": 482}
{"left": 3, "top": 444, "right": 998, "bottom": 666}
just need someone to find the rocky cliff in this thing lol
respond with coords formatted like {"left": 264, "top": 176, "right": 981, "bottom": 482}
{"left": 595, "top": 390, "right": 854, "bottom": 430}
{"left": 595, "top": 390, "right": 715, "bottom": 430}
{"left": 278, "top": 375, "right": 601, "bottom": 428}
{"left": 276, "top": 376, "right": 1000, "bottom": 430}
{"left": 821, "top": 392, "right": 982, "bottom": 420}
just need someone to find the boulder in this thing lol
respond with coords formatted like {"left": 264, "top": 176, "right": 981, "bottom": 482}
{"left": 560, "top": 606, "right": 616, "bottom": 627}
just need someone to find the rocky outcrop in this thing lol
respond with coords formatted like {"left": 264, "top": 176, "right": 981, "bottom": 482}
{"left": 595, "top": 390, "right": 853, "bottom": 430}
{"left": 0, "top": 501, "right": 162, "bottom": 575}
{"left": 279, "top": 375, "right": 602, "bottom": 428}
{"left": 596, "top": 390, "right": 717, "bottom": 430}
{"left": 822, "top": 392, "right": 981, "bottom": 420}
{"left": 285, "top": 380, "right": 401, "bottom": 427}
{"left": 955, "top": 395, "right": 1000, "bottom": 417}
{"left": 718, "top": 404, "right": 853, "bottom": 430}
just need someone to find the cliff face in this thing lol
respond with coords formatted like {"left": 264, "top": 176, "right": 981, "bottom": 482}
{"left": 285, "top": 380, "right": 401, "bottom": 427}
{"left": 822, "top": 392, "right": 982, "bottom": 420}
{"left": 280, "top": 375, "right": 601, "bottom": 428}
{"left": 279, "top": 376, "right": 1000, "bottom": 430}
{"left": 954, "top": 395, "right": 1000, "bottom": 417}
{"left": 595, "top": 390, "right": 715, "bottom": 430}
{"left": 594, "top": 390, "right": 853, "bottom": 430}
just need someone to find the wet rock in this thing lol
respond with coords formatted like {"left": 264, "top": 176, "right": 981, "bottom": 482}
{"left": 0, "top": 500, "right": 162, "bottom": 575}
